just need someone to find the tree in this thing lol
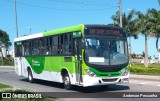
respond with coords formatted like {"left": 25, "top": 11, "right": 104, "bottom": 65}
{"left": 141, "top": 51, "right": 145, "bottom": 58}
{"left": 145, "top": 9, "right": 160, "bottom": 51}
{"left": 131, "top": 53, "right": 136, "bottom": 58}
{"left": 137, "top": 10, "right": 155, "bottom": 67}
{"left": 0, "top": 29, "right": 12, "bottom": 62}
{"left": 111, "top": 10, "right": 141, "bottom": 65}
{"left": 111, "top": 10, "right": 140, "bottom": 39}
{"left": 146, "top": 9, "right": 160, "bottom": 63}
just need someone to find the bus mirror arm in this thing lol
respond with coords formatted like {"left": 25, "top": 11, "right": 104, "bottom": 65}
{"left": 75, "top": 55, "right": 82, "bottom": 61}
{"left": 79, "top": 55, "right": 82, "bottom": 61}
{"left": 81, "top": 43, "right": 84, "bottom": 49}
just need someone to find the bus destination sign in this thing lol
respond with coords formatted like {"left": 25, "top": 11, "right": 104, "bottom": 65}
{"left": 85, "top": 28, "right": 125, "bottom": 37}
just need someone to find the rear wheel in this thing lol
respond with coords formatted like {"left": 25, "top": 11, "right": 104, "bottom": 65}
{"left": 63, "top": 73, "right": 72, "bottom": 90}
{"left": 28, "top": 69, "right": 34, "bottom": 83}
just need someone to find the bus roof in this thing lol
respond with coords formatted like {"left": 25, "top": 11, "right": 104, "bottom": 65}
{"left": 14, "top": 32, "right": 43, "bottom": 42}
{"left": 14, "top": 24, "right": 123, "bottom": 42}
{"left": 43, "top": 24, "right": 84, "bottom": 37}
{"left": 14, "top": 24, "right": 84, "bottom": 42}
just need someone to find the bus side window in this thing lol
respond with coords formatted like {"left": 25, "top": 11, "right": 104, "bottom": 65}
{"left": 38, "top": 38, "right": 42, "bottom": 55}
{"left": 15, "top": 43, "right": 23, "bottom": 57}
{"left": 50, "top": 34, "right": 72, "bottom": 55}
{"left": 38, "top": 38, "right": 46, "bottom": 55}
{"left": 28, "top": 41, "right": 32, "bottom": 55}
{"left": 47, "top": 37, "right": 52, "bottom": 55}
{"left": 46, "top": 46, "right": 52, "bottom": 55}
{"left": 14, "top": 43, "right": 18, "bottom": 57}
{"left": 59, "top": 35, "right": 63, "bottom": 54}
{"left": 62, "top": 33, "right": 72, "bottom": 55}
{"left": 45, "top": 37, "right": 49, "bottom": 55}
{"left": 24, "top": 41, "right": 28, "bottom": 55}
{"left": 52, "top": 36, "right": 58, "bottom": 55}
{"left": 32, "top": 39, "right": 38, "bottom": 55}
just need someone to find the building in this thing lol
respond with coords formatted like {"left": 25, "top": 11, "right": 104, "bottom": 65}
{"left": 0, "top": 47, "right": 14, "bottom": 58}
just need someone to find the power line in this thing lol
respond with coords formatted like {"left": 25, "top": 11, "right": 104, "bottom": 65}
{"left": 0, "top": 28, "right": 16, "bottom": 32}
{"left": 49, "top": 0, "right": 117, "bottom": 7}
{"left": 6, "top": 0, "right": 117, "bottom": 11}
{"left": 5, "top": 28, "right": 16, "bottom": 31}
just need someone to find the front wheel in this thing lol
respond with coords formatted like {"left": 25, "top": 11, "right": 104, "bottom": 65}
{"left": 63, "top": 74, "right": 72, "bottom": 90}
{"left": 28, "top": 69, "right": 34, "bottom": 83}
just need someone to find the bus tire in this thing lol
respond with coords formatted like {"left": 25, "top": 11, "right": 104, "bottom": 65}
{"left": 28, "top": 69, "right": 34, "bottom": 83}
{"left": 63, "top": 73, "right": 72, "bottom": 90}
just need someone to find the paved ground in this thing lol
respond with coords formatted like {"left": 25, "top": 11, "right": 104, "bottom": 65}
{"left": 0, "top": 66, "right": 160, "bottom": 101}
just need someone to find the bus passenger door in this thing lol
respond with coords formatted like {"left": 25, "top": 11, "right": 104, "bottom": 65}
{"left": 15, "top": 42, "right": 23, "bottom": 76}
{"left": 74, "top": 38, "right": 83, "bottom": 84}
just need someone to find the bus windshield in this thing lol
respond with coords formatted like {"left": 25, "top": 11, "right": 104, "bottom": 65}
{"left": 84, "top": 37, "right": 128, "bottom": 66}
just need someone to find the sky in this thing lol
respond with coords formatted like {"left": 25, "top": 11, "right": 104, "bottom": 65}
{"left": 0, "top": 0, "right": 160, "bottom": 58}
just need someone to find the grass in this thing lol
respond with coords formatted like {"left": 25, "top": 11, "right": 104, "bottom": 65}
{"left": 0, "top": 57, "right": 14, "bottom": 66}
{"left": 129, "top": 63, "right": 160, "bottom": 76}
{"left": 0, "top": 83, "right": 11, "bottom": 89}
{"left": 0, "top": 61, "right": 14, "bottom": 66}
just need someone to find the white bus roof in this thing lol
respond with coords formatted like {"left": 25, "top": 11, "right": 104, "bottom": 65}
{"left": 14, "top": 32, "right": 43, "bottom": 42}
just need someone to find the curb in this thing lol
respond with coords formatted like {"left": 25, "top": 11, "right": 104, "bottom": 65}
{"left": 0, "top": 82, "right": 27, "bottom": 92}
{"left": 130, "top": 74, "right": 160, "bottom": 80}
{"left": 0, "top": 66, "right": 14, "bottom": 68}
{"left": 0, "top": 87, "right": 19, "bottom": 92}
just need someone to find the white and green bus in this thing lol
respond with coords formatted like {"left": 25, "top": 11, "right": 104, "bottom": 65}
{"left": 14, "top": 24, "right": 129, "bottom": 89}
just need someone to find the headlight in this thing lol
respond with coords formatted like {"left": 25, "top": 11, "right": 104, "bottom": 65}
{"left": 84, "top": 68, "right": 97, "bottom": 77}
{"left": 121, "top": 68, "right": 128, "bottom": 76}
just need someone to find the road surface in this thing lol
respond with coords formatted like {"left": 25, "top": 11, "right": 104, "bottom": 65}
{"left": 0, "top": 67, "right": 160, "bottom": 101}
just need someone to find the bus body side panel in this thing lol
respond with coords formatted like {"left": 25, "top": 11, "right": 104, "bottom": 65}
{"left": 14, "top": 57, "right": 22, "bottom": 76}
{"left": 17, "top": 55, "right": 129, "bottom": 87}
{"left": 22, "top": 56, "right": 77, "bottom": 85}
{"left": 45, "top": 56, "right": 77, "bottom": 85}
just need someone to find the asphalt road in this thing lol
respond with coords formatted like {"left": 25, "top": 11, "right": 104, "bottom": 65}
{"left": 0, "top": 67, "right": 160, "bottom": 101}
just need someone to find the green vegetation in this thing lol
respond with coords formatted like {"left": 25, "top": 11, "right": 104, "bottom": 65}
{"left": 0, "top": 83, "right": 11, "bottom": 89}
{"left": 0, "top": 29, "right": 12, "bottom": 62}
{"left": 0, "top": 61, "right": 14, "bottom": 66}
{"left": 0, "top": 57, "right": 14, "bottom": 66}
{"left": 129, "top": 64, "right": 160, "bottom": 76}
{"left": 111, "top": 10, "right": 140, "bottom": 39}
{"left": 111, "top": 5, "right": 160, "bottom": 68}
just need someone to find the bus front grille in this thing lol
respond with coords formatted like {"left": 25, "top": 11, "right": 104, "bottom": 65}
{"left": 102, "top": 78, "right": 118, "bottom": 82}
{"left": 99, "top": 74, "right": 120, "bottom": 77}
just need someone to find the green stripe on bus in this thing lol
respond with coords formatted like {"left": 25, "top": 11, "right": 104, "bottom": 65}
{"left": 26, "top": 56, "right": 45, "bottom": 74}
{"left": 25, "top": 56, "right": 77, "bottom": 74}
{"left": 43, "top": 24, "right": 84, "bottom": 36}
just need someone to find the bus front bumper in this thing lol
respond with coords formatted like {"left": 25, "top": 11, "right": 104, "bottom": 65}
{"left": 82, "top": 74, "right": 129, "bottom": 87}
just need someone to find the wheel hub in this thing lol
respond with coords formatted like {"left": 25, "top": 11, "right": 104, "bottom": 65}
{"left": 64, "top": 77, "right": 69, "bottom": 85}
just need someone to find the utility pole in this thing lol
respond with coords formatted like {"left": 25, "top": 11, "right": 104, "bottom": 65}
{"left": 119, "top": 0, "right": 123, "bottom": 27}
{"left": 128, "top": 9, "right": 133, "bottom": 64}
{"left": 14, "top": 0, "right": 19, "bottom": 38}
{"left": 28, "top": 26, "right": 33, "bottom": 34}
